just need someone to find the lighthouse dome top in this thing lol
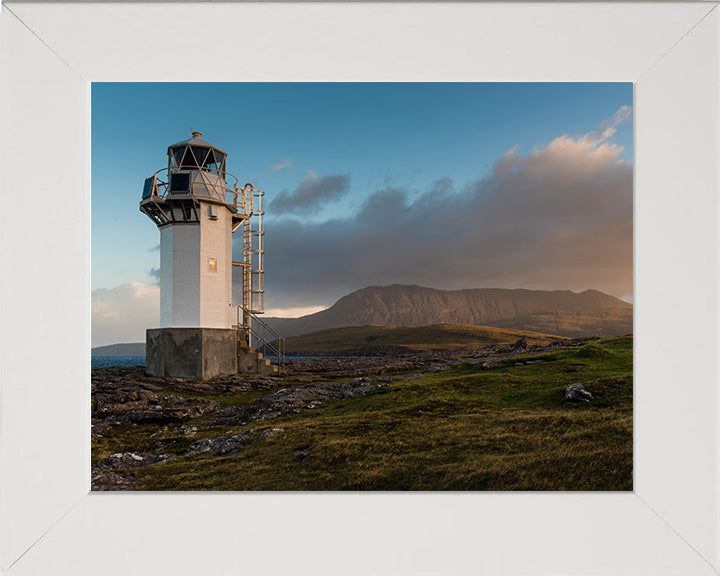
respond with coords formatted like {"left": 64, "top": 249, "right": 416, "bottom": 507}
{"left": 167, "top": 130, "right": 227, "bottom": 174}
{"left": 169, "top": 131, "right": 226, "bottom": 152}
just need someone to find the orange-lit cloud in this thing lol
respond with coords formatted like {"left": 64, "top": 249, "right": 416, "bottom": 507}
{"left": 262, "top": 107, "right": 633, "bottom": 309}
{"left": 270, "top": 159, "right": 292, "bottom": 171}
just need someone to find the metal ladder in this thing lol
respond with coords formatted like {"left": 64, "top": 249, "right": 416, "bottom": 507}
{"left": 232, "top": 183, "right": 284, "bottom": 371}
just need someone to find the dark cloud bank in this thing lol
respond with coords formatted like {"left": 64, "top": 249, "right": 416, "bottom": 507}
{"left": 238, "top": 128, "right": 633, "bottom": 311}
{"left": 270, "top": 172, "right": 350, "bottom": 214}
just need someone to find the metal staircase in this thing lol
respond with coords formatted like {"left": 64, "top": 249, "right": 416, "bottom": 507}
{"left": 236, "top": 306, "right": 286, "bottom": 372}
{"left": 231, "top": 183, "right": 285, "bottom": 372}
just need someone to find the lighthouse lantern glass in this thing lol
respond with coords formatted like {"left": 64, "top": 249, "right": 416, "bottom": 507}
{"left": 181, "top": 148, "right": 197, "bottom": 169}
{"left": 205, "top": 149, "right": 219, "bottom": 173}
{"left": 171, "top": 148, "right": 184, "bottom": 170}
{"left": 192, "top": 147, "right": 208, "bottom": 166}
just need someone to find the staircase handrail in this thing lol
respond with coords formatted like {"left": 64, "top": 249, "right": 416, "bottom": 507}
{"left": 236, "top": 306, "right": 286, "bottom": 372}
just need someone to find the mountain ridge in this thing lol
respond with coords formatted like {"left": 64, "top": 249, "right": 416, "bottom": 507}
{"left": 92, "top": 342, "right": 146, "bottom": 356}
{"left": 265, "top": 284, "right": 632, "bottom": 339}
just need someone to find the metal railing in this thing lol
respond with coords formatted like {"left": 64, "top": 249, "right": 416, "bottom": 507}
{"left": 144, "top": 167, "right": 243, "bottom": 207}
{"left": 236, "top": 306, "right": 286, "bottom": 372}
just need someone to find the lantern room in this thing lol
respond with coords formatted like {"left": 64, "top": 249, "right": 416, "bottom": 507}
{"left": 167, "top": 131, "right": 227, "bottom": 175}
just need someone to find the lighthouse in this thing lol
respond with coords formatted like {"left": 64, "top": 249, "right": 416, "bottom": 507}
{"left": 140, "top": 131, "right": 279, "bottom": 378}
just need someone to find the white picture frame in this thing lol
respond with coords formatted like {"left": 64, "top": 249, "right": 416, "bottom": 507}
{"left": 1, "top": 2, "right": 718, "bottom": 574}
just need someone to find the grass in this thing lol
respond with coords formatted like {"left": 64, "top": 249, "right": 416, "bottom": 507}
{"left": 282, "top": 323, "right": 565, "bottom": 354}
{"left": 94, "top": 335, "right": 633, "bottom": 491}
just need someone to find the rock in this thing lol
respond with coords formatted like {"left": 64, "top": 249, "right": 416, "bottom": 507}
{"left": 123, "top": 402, "right": 219, "bottom": 424}
{"left": 261, "top": 428, "right": 284, "bottom": 440}
{"left": 293, "top": 447, "right": 310, "bottom": 459}
{"left": 482, "top": 360, "right": 498, "bottom": 369}
{"left": 565, "top": 383, "right": 594, "bottom": 403}
{"left": 284, "top": 354, "right": 435, "bottom": 378}
{"left": 93, "top": 452, "right": 176, "bottom": 472}
{"left": 174, "top": 424, "right": 199, "bottom": 436}
{"left": 211, "top": 376, "right": 379, "bottom": 426}
{"left": 185, "top": 429, "right": 255, "bottom": 457}
{"left": 425, "top": 364, "right": 450, "bottom": 373}
{"left": 498, "top": 337, "right": 528, "bottom": 354}
{"left": 92, "top": 471, "right": 141, "bottom": 491}
{"left": 149, "top": 425, "right": 168, "bottom": 438}
{"left": 91, "top": 418, "right": 114, "bottom": 438}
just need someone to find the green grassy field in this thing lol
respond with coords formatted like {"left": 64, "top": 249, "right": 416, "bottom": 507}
{"left": 94, "top": 335, "right": 632, "bottom": 491}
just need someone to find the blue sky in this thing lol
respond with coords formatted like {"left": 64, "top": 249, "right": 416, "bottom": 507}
{"left": 92, "top": 83, "right": 633, "bottom": 345}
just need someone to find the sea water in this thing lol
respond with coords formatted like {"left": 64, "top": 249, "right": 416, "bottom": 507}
{"left": 92, "top": 355, "right": 146, "bottom": 368}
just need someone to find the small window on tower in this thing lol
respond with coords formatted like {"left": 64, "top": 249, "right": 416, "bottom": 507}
{"left": 209, "top": 258, "right": 217, "bottom": 272}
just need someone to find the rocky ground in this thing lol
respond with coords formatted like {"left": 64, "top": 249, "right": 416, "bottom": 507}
{"left": 91, "top": 336, "right": 598, "bottom": 490}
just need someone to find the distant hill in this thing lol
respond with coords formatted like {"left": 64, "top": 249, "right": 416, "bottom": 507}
{"left": 266, "top": 285, "right": 632, "bottom": 339}
{"left": 282, "top": 324, "right": 564, "bottom": 355}
{"left": 92, "top": 342, "right": 146, "bottom": 356}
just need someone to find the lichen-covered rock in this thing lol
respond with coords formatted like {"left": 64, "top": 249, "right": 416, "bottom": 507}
{"left": 92, "top": 471, "right": 141, "bottom": 491}
{"left": 185, "top": 430, "right": 256, "bottom": 457}
{"left": 565, "top": 383, "right": 594, "bottom": 403}
{"left": 122, "top": 403, "right": 220, "bottom": 424}
{"left": 212, "top": 377, "right": 379, "bottom": 426}
{"left": 93, "top": 452, "right": 176, "bottom": 472}
{"left": 174, "top": 424, "right": 199, "bottom": 436}
{"left": 261, "top": 428, "right": 284, "bottom": 440}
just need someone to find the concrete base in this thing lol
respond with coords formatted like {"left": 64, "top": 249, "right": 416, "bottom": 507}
{"left": 146, "top": 328, "right": 238, "bottom": 379}
{"left": 146, "top": 328, "right": 278, "bottom": 379}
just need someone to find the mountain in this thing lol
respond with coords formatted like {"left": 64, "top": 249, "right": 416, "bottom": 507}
{"left": 265, "top": 285, "right": 632, "bottom": 339}
{"left": 92, "top": 342, "right": 146, "bottom": 356}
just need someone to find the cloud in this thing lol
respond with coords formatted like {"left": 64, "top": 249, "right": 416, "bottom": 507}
{"left": 263, "top": 305, "right": 327, "bottom": 318}
{"left": 269, "top": 171, "right": 350, "bottom": 214}
{"left": 257, "top": 107, "right": 633, "bottom": 310}
{"left": 92, "top": 282, "right": 159, "bottom": 347}
{"left": 148, "top": 267, "right": 161, "bottom": 283}
{"left": 270, "top": 159, "right": 292, "bottom": 171}
{"left": 595, "top": 105, "right": 632, "bottom": 142}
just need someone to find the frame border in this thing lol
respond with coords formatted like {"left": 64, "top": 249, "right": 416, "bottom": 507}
{"left": 1, "top": 3, "right": 718, "bottom": 575}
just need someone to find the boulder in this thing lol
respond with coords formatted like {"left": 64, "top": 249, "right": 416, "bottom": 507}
{"left": 185, "top": 429, "right": 255, "bottom": 457}
{"left": 499, "top": 337, "right": 528, "bottom": 354}
{"left": 565, "top": 383, "right": 594, "bottom": 403}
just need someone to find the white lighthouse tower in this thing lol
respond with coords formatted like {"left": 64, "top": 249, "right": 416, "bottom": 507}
{"left": 140, "top": 131, "right": 279, "bottom": 378}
